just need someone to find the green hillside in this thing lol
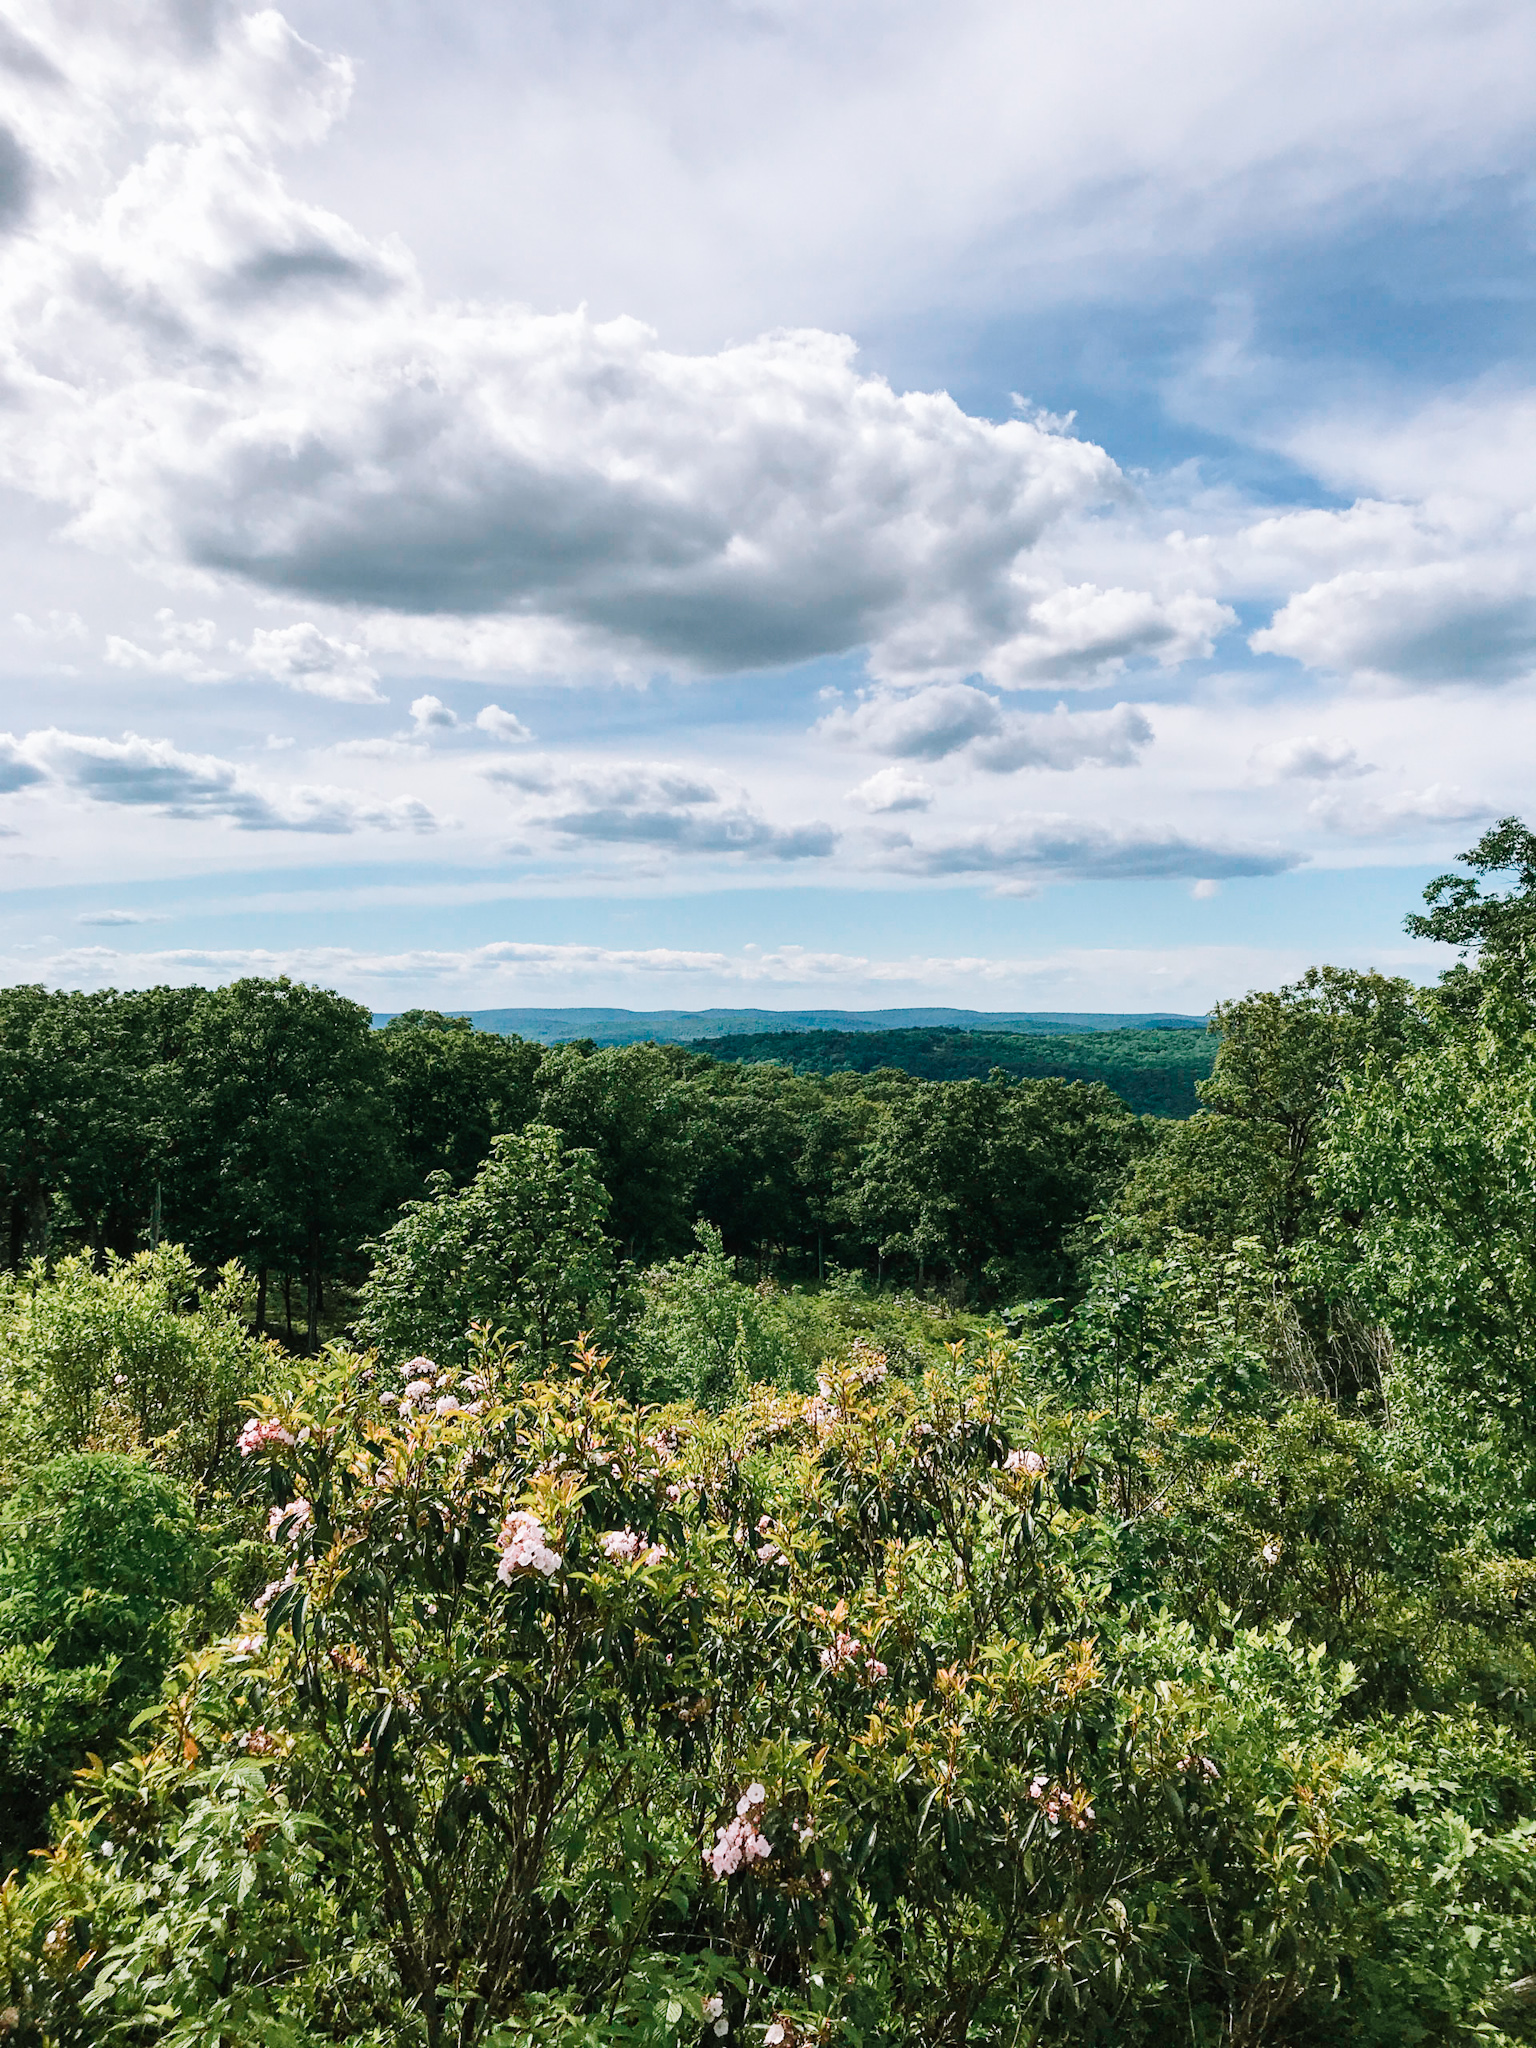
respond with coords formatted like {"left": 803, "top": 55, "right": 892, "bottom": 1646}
{"left": 695, "top": 1023, "right": 1216, "bottom": 1116}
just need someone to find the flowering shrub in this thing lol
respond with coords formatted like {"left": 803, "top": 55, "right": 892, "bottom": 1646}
{"left": 3, "top": 1329, "right": 1535, "bottom": 2048}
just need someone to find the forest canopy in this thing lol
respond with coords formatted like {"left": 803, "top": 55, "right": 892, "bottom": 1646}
{"left": 4, "top": 823, "right": 1536, "bottom": 2045}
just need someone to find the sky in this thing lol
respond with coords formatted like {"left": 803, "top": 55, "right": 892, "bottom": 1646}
{"left": 1, "top": 0, "right": 1533, "bottom": 1014}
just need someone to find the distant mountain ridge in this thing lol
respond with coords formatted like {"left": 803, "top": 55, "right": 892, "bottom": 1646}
{"left": 372, "top": 1005, "right": 1210, "bottom": 1046}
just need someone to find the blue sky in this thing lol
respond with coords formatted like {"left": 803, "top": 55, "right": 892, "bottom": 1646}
{"left": 1, "top": 0, "right": 1533, "bottom": 1011}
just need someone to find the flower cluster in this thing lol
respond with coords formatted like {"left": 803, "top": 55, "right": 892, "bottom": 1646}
{"left": 1028, "top": 1773, "right": 1095, "bottom": 1830}
{"left": 819, "top": 1631, "right": 888, "bottom": 1682}
{"left": 1179, "top": 1754, "right": 1221, "bottom": 1780}
{"left": 599, "top": 1526, "right": 669, "bottom": 1566}
{"left": 1002, "top": 1447, "right": 1047, "bottom": 1477}
{"left": 705, "top": 1783, "right": 774, "bottom": 1878}
{"left": 496, "top": 1509, "right": 562, "bottom": 1582}
{"left": 254, "top": 1571, "right": 296, "bottom": 1612}
{"left": 266, "top": 1498, "right": 313, "bottom": 1543}
{"left": 702, "top": 1993, "right": 728, "bottom": 2037}
{"left": 238, "top": 1416, "right": 294, "bottom": 1457}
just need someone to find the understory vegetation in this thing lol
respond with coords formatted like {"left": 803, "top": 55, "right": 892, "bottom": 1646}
{"left": 3, "top": 824, "right": 1536, "bottom": 2044}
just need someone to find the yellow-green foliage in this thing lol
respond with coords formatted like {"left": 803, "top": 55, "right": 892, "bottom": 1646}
{"left": 4, "top": 1331, "right": 1532, "bottom": 2048}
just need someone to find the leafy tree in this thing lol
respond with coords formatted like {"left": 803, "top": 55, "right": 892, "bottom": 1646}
{"left": 855, "top": 1074, "right": 1144, "bottom": 1300}
{"left": 0, "top": 1453, "right": 197, "bottom": 1869}
{"left": 378, "top": 1010, "right": 542, "bottom": 1196}
{"left": 1405, "top": 813, "right": 1536, "bottom": 971}
{"left": 1118, "top": 967, "right": 1419, "bottom": 1260}
{"left": 1318, "top": 969, "right": 1536, "bottom": 1425}
{"left": 353, "top": 1124, "right": 624, "bottom": 1371}
{"left": 0, "top": 984, "right": 66, "bottom": 1269}
{"left": 534, "top": 1041, "right": 699, "bottom": 1261}
{"left": 180, "top": 978, "right": 392, "bottom": 1346}
{"left": 0, "top": 1243, "right": 274, "bottom": 1493}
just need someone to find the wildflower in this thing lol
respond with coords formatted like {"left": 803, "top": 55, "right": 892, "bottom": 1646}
{"left": 704, "top": 1811, "right": 773, "bottom": 1879}
{"left": 403, "top": 1378, "right": 434, "bottom": 1400}
{"left": 1003, "top": 1447, "right": 1047, "bottom": 1477}
{"left": 601, "top": 1528, "right": 642, "bottom": 1562}
{"left": 1261, "top": 1539, "right": 1281, "bottom": 1566}
{"left": 820, "top": 1632, "right": 887, "bottom": 1683}
{"left": 254, "top": 1572, "right": 295, "bottom": 1612}
{"left": 378, "top": 1391, "right": 399, "bottom": 1406}
{"left": 238, "top": 1416, "right": 294, "bottom": 1457}
{"left": 737, "top": 1781, "right": 767, "bottom": 1814}
{"left": 496, "top": 1509, "right": 562, "bottom": 1582}
{"left": 1179, "top": 1754, "right": 1220, "bottom": 1780}
{"left": 231, "top": 1633, "right": 264, "bottom": 1658}
{"left": 401, "top": 1356, "right": 437, "bottom": 1377}
{"left": 433, "top": 1394, "right": 462, "bottom": 1417}
{"left": 266, "top": 1499, "right": 313, "bottom": 1543}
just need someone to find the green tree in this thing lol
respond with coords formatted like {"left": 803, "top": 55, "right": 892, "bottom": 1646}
{"left": 0, "top": 1453, "right": 197, "bottom": 1869}
{"left": 180, "top": 978, "right": 392, "bottom": 1346}
{"left": 377, "top": 1011, "right": 542, "bottom": 1196}
{"left": 1119, "top": 967, "right": 1419, "bottom": 1258}
{"left": 353, "top": 1124, "right": 624, "bottom": 1371}
{"left": 534, "top": 1041, "right": 698, "bottom": 1261}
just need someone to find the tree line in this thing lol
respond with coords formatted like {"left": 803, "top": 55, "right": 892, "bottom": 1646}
{"left": 696, "top": 1022, "right": 1216, "bottom": 1115}
{"left": 0, "top": 983, "right": 1151, "bottom": 1341}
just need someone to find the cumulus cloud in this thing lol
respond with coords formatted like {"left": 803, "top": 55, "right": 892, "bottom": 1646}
{"left": 1249, "top": 734, "right": 1371, "bottom": 780}
{"left": 847, "top": 768, "right": 933, "bottom": 813}
{"left": 6, "top": 727, "right": 439, "bottom": 834}
{"left": 887, "top": 816, "right": 1299, "bottom": 883}
{"left": 74, "top": 908, "right": 165, "bottom": 926}
{"left": 1253, "top": 562, "right": 1536, "bottom": 686}
{"left": 819, "top": 684, "right": 1153, "bottom": 770}
{"left": 1308, "top": 783, "right": 1493, "bottom": 838}
{"left": 485, "top": 756, "right": 837, "bottom": 861}
{"left": 105, "top": 611, "right": 226, "bottom": 683}
{"left": 0, "top": 3, "right": 1244, "bottom": 692}
{"left": 475, "top": 703, "right": 532, "bottom": 742}
{"left": 410, "top": 694, "right": 458, "bottom": 732}
{"left": 244, "top": 623, "right": 384, "bottom": 702}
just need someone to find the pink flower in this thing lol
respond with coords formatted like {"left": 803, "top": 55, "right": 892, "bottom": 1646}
{"left": 230, "top": 1633, "right": 265, "bottom": 1658}
{"left": 266, "top": 1499, "right": 313, "bottom": 1543}
{"left": 403, "top": 1378, "right": 434, "bottom": 1401}
{"left": 254, "top": 1572, "right": 295, "bottom": 1612}
{"left": 704, "top": 1810, "right": 774, "bottom": 1879}
{"left": 401, "top": 1356, "right": 438, "bottom": 1377}
{"left": 820, "top": 1632, "right": 887, "bottom": 1683}
{"left": 433, "top": 1394, "right": 463, "bottom": 1417}
{"left": 1003, "top": 1447, "right": 1047, "bottom": 1477}
{"left": 496, "top": 1509, "right": 562, "bottom": 1582}
{"left": 238, "top": 1417, "right": 294, "bottom": 1458}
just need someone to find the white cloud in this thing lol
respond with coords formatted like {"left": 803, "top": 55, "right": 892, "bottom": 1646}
{"left": 74, "top": 908, "right": 165, "bottom": 926}
{"left": 847, "top": 767, "right": 933, "bottom": 813}
{"left": 243, "top": 623, "right": 384, "bottom": 702}
{"left": 887, "top": 815, "right": 1299, "bottom": 882}
{"left": 4, "top": 934, "right": 1421, "bottom": 1014}
{"left": 410, "top": 693, "right": 459, "bottom": 731}
{"left": 1309, "top": 783, "right": 1493, "bottom": 838}
{"left": 0, "top": 5, "right": 1248, "bottom": 693}
{"left": 104, "top": 610, "right": 226, "bottom": 683}
{"left": 819, "top": 684, "right": 1154, "bottom": 769}
{"left": 13, "top": 608, "right": 85, "bottom": 642}
{"left": 476, "top": 703, "right": 532, "bottom": 742}
{"left": 1249, "top": 734, "right": 1371, "bottom": 780}
{"left": 1253, "top": 561, "right": 1536, "bottom": 686}
{"left": 5, "top": 727, "right": 440, "bottom": 835}
{"left": 482, "top": 754, "right": 838, "bottom": 861}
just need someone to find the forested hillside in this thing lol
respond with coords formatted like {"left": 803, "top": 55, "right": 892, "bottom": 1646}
{"left": 0, "top": 991, "right": 1151, "bottom": 1337}
{"left": 5, "top": 826, "right": 1536, "bottom": 2046}
{"left": 693, "top": 1025, "right": 1215, "bottom": 1117}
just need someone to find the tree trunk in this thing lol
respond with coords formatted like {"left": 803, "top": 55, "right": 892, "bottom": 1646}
{"left": 283, "top": 1271, "right": 294, "bottom": 1344}
{"left": 254, "top": 1264, "right": 268, "bottom": 1335}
